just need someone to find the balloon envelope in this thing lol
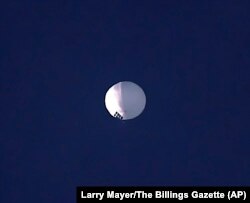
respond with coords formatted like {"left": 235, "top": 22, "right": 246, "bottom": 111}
{"left": 105, "top": 81, "right": 146, "bottom": 120}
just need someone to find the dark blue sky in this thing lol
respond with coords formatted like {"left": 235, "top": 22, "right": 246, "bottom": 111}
{"left": 1, "top": 0, "right": 250, "bottom": 202}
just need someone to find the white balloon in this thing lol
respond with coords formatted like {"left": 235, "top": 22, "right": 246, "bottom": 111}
{"left": 105, "top": 81, "right": 146, "bottom": 120}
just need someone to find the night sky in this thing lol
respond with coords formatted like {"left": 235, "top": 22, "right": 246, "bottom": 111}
{"left": 1, "top": 1, "right": 250, "bottom": 202}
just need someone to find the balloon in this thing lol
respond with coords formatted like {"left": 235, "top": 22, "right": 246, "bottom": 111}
{"left": 105, "top": 81, "right": 146, "bottom": 120}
